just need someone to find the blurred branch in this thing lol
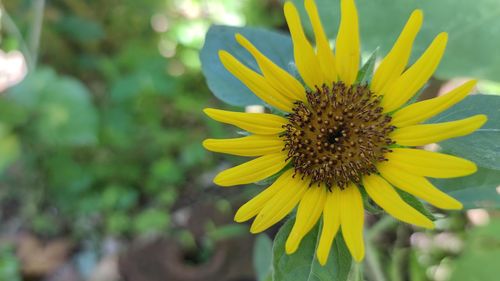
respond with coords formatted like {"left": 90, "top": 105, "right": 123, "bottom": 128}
{"left": 389, "top": 225, "right": 411, "bottom": 281}
{"left": 367, "top": 216, "right": 398, "bottom": 240}
{"left": 0, "top": 1, "right": 34, "bottom": 70}
{"left": 365, "top": 237, "right": 387, "bottom": 281}
{"left": 29, "top": 0, "right": 45, "bottom": 68}
{"left": 348, "top": 262, "right": 363, "bottom": 281}
{"left": 365, "top": 216, "right": 398, "bottom": 281}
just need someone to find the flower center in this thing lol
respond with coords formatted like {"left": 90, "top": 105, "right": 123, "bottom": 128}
{"left": 282, "top": 82, "right": 395, "bottom": 189}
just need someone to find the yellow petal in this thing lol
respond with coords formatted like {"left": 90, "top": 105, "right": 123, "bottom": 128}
{"left": 250, "top": 175, "right": 309, "bottom": 233}
{"left": 316, "top": 188, "right": 341, "bottom": 266}
{"left": 391, "top": 80, "right": 477, "bottom": 127}
{"left": 382, "top": 33, "right": 448, "bottom": 113}
{"left": 305, "top": 0, "right": 337, "bottom": 84}
{"left": 214, "top": 152, "right": 289, "bottom": 186}
{"left": 219, "top": 50, "right": 294, "bottom": 112}
{"left": 203, "top": 108, "right": 288, "bottom": 135}
{"left": 340, "top": 184, "right": 365, "bottom": 262}
{"left": 203, "top": 135, "right": 284, "bottom": 157}
{"left": 235, "top": 169, "right": 295, "bottom": 222}
{"left": 391, "top": 114, "right": 487, "bottom": 146}
{"left": 363, "top": 174, "right": 434, "bottom": 229}
{"left": 285, "top": 185, "right": 327, "bottom": 254}
{"left": 235, "top": 34, "right": 306, "bottom": 102}
{"left": 386, "top": 148, "right": 477, "bottom": 178}
{"left": 378, "top": 163, "right": 462, "bottom": 210}
{"left": 335, "top": 0, "right": 360, "bottom": 86}
{"left": 371, "top": 10, "right": 423, "bottom": 95}
{"left": 284, "top": 2, "right": 325, "bottom": 88}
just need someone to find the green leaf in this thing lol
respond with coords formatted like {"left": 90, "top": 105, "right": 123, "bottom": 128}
{"left": 56, "top": 16, "right": 105, "bottom": 43}
{"left": 200, "top": 25, "right": 294, "bottom": 107}
{"left": 37, "top": 78, "right": 98, "bottom": 146}
{"left": 133, "top": 208, "right": 170, "bottom": 235}
{"left": 449, "top": 218, "right": 500, "bottom": 280}
{"left": 8, "top": 67, "right": 98, "bottom": 146}
{"left": 106, "top": 212, "right": 130, "bottom": 235}
{"left": 273, "top": 218, "right": 352, "bottom": 281}
{"left": 358, "top": 186, "right": 383, "bottom": 215}
{"left": 432, "top": 167, "right": 500, "bottom": 209}
{"left": 150, "top": 158, "right": 185, "bottom": 185}
{"left": 100, "top": 185, "right": 139, "bottom": 211}
{"left": 0, "top": 125, "right": 20, "bottom": 173}
{"left": 7, "top": 67, "right": 55, "bottom": 110}
{"left": 0, "top": 245, "right": 21, "bottom": 281}
{"left": 397, "top": 190, "right": 435, "bottom": 221}
{"left": 292, "top": 0, "right": 500, "bottom": 82}
{"left": 207, "top": 224, "right": 247, "bottom": 241}
{"left": 253, "top": 234, "right": 273, "bottom": 281}
{"left": 356, "top": 48, "right": 378, "bottom": 85}
{"left": 429, "top": 94, "right": 500, "bottom": 170}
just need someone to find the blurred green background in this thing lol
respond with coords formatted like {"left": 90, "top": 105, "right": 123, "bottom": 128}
{"left": 0, "top": 0, "right": 499, "bottom": 281}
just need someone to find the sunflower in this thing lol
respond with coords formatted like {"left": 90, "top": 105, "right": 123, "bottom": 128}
{"left": 202, "top": 0, "right": 487, "bottom": 265}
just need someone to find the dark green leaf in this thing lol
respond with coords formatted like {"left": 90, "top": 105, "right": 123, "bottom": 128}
{"left": 253, "top": 234, "right": 273, "bottom": 281}
{"left": 432, "top": 167, "right": 500, "bottom": 209}
{"left": 397, "top": 190, "right": 435, "bottom": 221}
{"left": 292, "top": 0, "right": 500, "bottom": 82}
{"left": 358, "top": 186, "right": 383, "bottom": 215}
{"left": 273, "top": 218, "right": 352, "bottom": 281}
{"left": 200, "top": 25, "right": 294, "bottom": 107}
{"left": 56, "top": 16, "right": 105, "bottom": 42}
{"left": 429, "top": 94, "right": 500, "bottom": 170}
{"left": 356, "top": 48, "right": 378, "bottom": 85}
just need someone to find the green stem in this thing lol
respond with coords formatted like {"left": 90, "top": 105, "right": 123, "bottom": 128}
{"left": 349, "top": 262, "right": 363, "bottom": 281}
{"left": 365, "top": 236, "right": 386, "bottom": 281}
{"left": 389, "top": 225, "right": 410, "bottom": 281}
{"left": 29, "top": 0, "right": 45, "bottom": 68}
{"left": 368, "top": 215, "right": 397, "bottom": 240}
{"left": 365, "top": 216, "right": 398, "bottom": 281}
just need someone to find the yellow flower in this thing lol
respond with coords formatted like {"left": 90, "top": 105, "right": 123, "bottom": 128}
{"left": 203, "top": 0, "right": 487, "bottom": 265}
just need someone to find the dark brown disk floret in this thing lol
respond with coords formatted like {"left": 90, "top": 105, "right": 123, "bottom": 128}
{"left": 282, "top": 82, "right": 395, "bottom": 189}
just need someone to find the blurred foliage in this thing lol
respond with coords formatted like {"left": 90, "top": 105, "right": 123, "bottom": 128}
{"left": 0, "top": 0, "right": 282, "bottom": 242}
{"left": 0, "top": 0, "right": 499, "bottom": 281}
{"left": 0, "top": 244, "right": 21, "bottom": 281}
{"left": 449, "top": 217, "right": 500, "bottom": 280}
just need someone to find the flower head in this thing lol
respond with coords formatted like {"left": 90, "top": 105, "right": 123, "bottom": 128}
{"left": 203, "top": 0, "right": 487, "bottom": 265}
